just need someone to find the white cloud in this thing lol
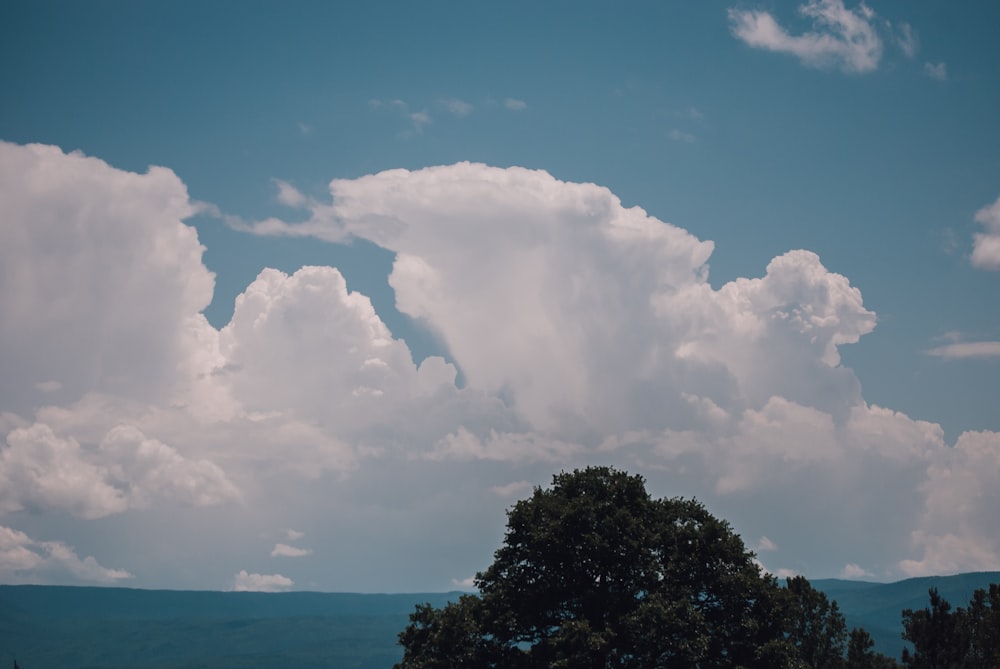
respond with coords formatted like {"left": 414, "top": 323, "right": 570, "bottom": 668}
{"left": 0, "top": 141, "right": 214, "bottom": 413}
{"left": 0, "top": 524, "right": 132, "bottom": 584}
{"left": 233, "top": 569, "right": 294, "bottom": 592}
{"left": 451, "top": 575, "right": 477, "bottom": 589}
{"left": 440, "top": 98, "right": 473, "bottom": 117}
{"left": 972, "top": 195, "right": 1000, "bottom": 269}
{"left": 4, "top": 140, "right": 1000, "bottom": 587}
{"left": 923, "top": 61, "right": 948, "bottom": 81}
{"left": 728, "top": 0, "right": 883, "bottom": 73}
{"left": 271, "top": 543, "right": 313, "bottom": 558}
{"left": 840, "top": 562, "right": 874, "bottom": 579}
{"left": 504, "top": 98, "right": 527, "bottom": 111}
{"left": 668, "top": 129, "right": 696, "bottom": 143}
{"left": 926, "top": 341, "right": 1000, "bottom": 360}
{"left": 757, "top": 536, "right": 778, "bottom": 552}
{"left": 0, "top": 423, "right": 127, "bottom": 519}
{"left": 900, "top": 430, "right": 1000, "bottom": 576}
{"left": 99, "top": 424, "right": 241, "bottom": 508}
{"left": 0, "top": 422, "right": 240, "bottom": 518}
{"left": 273, "top": 179, "right": 308, "bottom": 208}
{"left": 490, "top": 480, "right": 535, "bottom": 497}
{"left": 286, "top": 529, "right": 305, "bottom": 541}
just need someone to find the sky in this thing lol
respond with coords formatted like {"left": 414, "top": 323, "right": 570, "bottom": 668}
{"left": 1, "top": 0, "right": 999, "bottom": 593}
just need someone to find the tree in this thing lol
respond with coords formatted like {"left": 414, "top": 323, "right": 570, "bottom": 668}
{"left": 902, "top": 585, "right": 1000, "bottom": 669}
{"left": 396, "top": 467, "right": 806, "bottom": 669}
{"left": 847, "top": 627, "right": 899, "bottom": 669}
{"left": 783, "top": 576, "right": 847, "bottom": 669}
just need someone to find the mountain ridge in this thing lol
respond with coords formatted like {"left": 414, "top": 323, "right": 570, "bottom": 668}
{"left": 2, "top": 572, "right": 998, "bottom": 668}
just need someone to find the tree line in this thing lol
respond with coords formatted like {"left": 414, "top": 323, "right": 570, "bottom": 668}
{"left": 395, "top": 467, "right": 999, "bottom": 669}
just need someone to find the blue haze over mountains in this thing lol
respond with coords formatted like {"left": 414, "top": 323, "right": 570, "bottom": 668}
{"left": 3, "top": 572, "right": 998, "bottom": 668}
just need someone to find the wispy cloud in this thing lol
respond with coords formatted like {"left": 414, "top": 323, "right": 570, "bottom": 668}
{"left": 668, "top": 128, "right": 696, "bottom": 143}
{"left": 504, "top": 98, "right": 527, "bottom": 111}
{"left": 923, "top": 61, "right": 947, "bottom": 81}
{"left": 440, "top": 98, "right": 473, "bottom": 117}
{"left": 896, "top": 23, "right": 919, "bottom": 58}
{"left": 757, "top": 536, "right": 778, "bottom": 552}
{"left": 728, "top": 0, "right": 883, "bottom": 74}
{"left": 926, "top": 341, "right": 1000, "bottom": 360}
{"left": 368, "top": 98, "right": 433, "bottom": 136}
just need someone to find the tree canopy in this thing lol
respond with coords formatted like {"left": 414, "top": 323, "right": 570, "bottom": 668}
{"left": 901, "top": 584, "right": 1000, "bottom": 669}
{"left": 395, "top": 466, "right": 860, "bottom": 669}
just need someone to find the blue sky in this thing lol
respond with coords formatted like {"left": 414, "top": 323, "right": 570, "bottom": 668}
{"left": 1, "top": 0, "right": 999, "bottom": 591}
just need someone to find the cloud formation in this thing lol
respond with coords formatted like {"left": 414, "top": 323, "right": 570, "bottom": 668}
{"left": 233, "top": 570, "right": 294, "bottom": 592}
{"left": 2, "top": 141, "right": 999, "bottom": 588}
{"left": 0, "top": 525, "right": 132, "bottom": 584}
{"left": 972, "top": 195, "right": 1000, "bottom": 270}
{"left": 271, "top": 543, "right": 313, "bottom": 558}
{"left": 729, "top": 0, "right": 883, "bottom": 73}
{"left": 923, "top": 61, "right": 948, "bottom": 81}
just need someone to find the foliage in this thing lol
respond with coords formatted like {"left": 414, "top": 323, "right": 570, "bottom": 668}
{"left": 783, "top": 576, "right": 848, "bottom": 669}
{"left": 395, "top": 466, "right": 849, "bottom": 669}
{"left": 847, "top": 627, "right": 900, "bottom": 669}
{"left": 901, "top": 584, "right": 1000, "bottom": 669}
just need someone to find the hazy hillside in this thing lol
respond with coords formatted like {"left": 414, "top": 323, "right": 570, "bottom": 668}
{"left": 0, "top": 588, "right": 459, "bottom": 669}
{"left": 2, "top": 572, "right": 998, "bottom": 668}
{"left": 812, "top": 571, "right": 1000, "bottom": 659}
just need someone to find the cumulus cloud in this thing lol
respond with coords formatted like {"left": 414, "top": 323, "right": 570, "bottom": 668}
{"left": 236, "top": 161, "right": 993, "bottom": 578}
{"left": 233, "top": 570, "right": 294, "bottom": 592}
{"left": 728, "top": 0, "right": 883, "bottom": 73}
{"left": 0, "top": 525, "right": 132, "bottom": 584}
{"left": 0, "top": 422, "right": 239, "bottom": 518}
{"left": 971, "top": 195, "right": 1000, "bottom": 269}
{"left": 0, "top": 141, "right": 214, "bottom": 413}
{"left": 271, "top": 543, "right": 313, "bottom": 558}
{"left": 4, "top": 139, "right": 1000, "bottom": 587}
{"left": 900, "top": 430, "right": 1000, "bottom": 576}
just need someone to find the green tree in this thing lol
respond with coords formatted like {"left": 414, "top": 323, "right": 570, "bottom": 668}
{"left": 847, "top": 627, "right": 899, "bottom": 669}
{"left": 396, "top": 467, "right": 807, "bottom": 669}
{"left": 902, "top": 584, "right": 1000, "bottom": 669}
{"left": 783, "top": 575, "right": 848, "bottom": 669}
{"left": 961, "top": 584, "right": 1000, "bottom": 669}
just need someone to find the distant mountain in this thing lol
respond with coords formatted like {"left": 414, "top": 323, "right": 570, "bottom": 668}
{"left": 2, "top": 572, "right": 998, "bottom": 668}
{"left": 812, "top": 571, "right": 1000, "bottom": 659}
{"left": 0, "top": 587, "right": 460, "bottom": 669}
